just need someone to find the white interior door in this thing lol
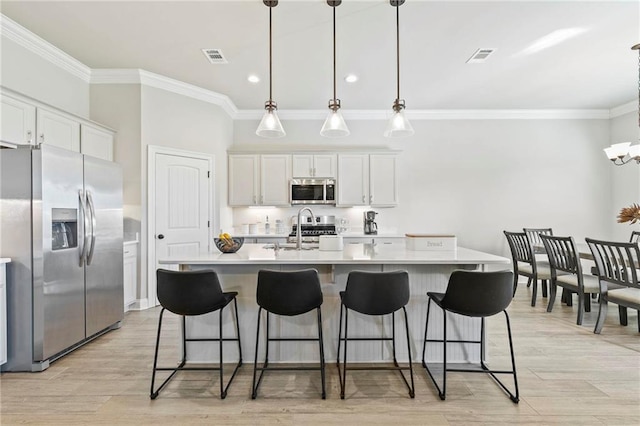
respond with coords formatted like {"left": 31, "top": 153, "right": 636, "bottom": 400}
{"left": 152, "top": 152, "right": 211, "bottom": 304}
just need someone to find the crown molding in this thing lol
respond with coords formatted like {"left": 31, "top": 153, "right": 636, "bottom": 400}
{"left": 0, "top": 14, "right": 91, "bottom": 82}
{"left": 609, "top": 101, "right": 636, "bottom": 118}
{"left": 235, "top": 108, "right": 611, "bottom": 120}
{"left": 1, "top": 13, "right": 622, "bottom": 122}
{"left": 91, "top": 69, "right": 238, "bottom": 118}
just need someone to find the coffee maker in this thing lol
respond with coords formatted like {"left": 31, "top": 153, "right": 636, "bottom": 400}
{"left": 364, "top": 210, "right": 378, "bottom": 235}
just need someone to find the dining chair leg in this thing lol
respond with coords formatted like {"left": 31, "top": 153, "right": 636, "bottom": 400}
{"left": 531, "top": 279, "right": 538, "bottom": 307}
{"left": 526, "top": 277, "right": 532, "bottom": 288}
{"left": 576, "top": 292, "right": 584, "bottom": 326}
{"left": 619, "top": 306, "right": 628, "bottom": 326}
{"left": 546, "top": 280, "right": 557, "bottom": 313}
{"left": 584, "top": 294, "right": 591, "bottom": 313}
{"left": 594, "top": 296, "right": 608, "bottom": 334}
{"left": 541, "top": 280, "right": 548, "bottom": 298}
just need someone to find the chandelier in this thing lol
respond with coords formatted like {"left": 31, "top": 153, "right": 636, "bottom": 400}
{"left": 604, "top": 43, "right": 640, "bottom": 165}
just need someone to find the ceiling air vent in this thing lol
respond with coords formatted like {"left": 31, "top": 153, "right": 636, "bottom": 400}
{"left": 201, "top": 48, "right": 228, "bottom": 64}
{"left": 466, "top": 48, "right": 496, "bottom": 64}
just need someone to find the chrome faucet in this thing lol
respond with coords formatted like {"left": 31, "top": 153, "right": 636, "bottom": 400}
{"left": 296, "top": 207, "right": 316, "bottom": 250}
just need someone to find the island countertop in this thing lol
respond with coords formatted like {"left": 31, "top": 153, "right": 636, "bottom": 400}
{"left": 158, "top": 243, "right": 509, "bottom": 266}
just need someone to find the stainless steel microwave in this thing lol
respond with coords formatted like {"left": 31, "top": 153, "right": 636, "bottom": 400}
{"left": 290, "top": 178, "right": 336, "bottom": 205}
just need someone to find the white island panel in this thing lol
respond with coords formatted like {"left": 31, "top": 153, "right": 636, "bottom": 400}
{"left": 158, "top": 244, "right": 510, "bottom": 364}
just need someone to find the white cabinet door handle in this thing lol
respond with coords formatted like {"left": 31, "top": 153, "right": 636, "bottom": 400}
{"left": 260, "top": 195, "right": 264, "bottom": 204}
{"left": 253, "top": 195, "right": 257, "bottom": 205}
{"left": 370, "top": 195, "right": 373, "bottom": 203}
{"left": 27, "top": 130, "right": 33, "bottom": 144}
{"left": 362, "top": 195, "right": 365, "bottom": 203}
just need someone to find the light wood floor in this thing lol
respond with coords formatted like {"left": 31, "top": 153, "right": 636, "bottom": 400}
{"left": 1, "top": 281, "right": 639, "bottom": 425}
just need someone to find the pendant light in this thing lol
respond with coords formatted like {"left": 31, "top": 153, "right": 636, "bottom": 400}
{"left": 320, "top": 0, "right": 350, "bottom": 138}
{"left": 384, "top": 0, "right": 414, "bottom": 138}
{"left": 256, "top": 0, "right": 286, "bottom": 138}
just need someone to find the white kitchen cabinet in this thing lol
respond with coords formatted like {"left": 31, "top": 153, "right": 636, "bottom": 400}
{"left": 369, "top": 154, "right": 398, "bottom": 206}
{"left": 229, "top": 154, "right": 259, "bottom": 206}
{"left": 229, "top": 154, "right": 291, "bottom": 206}
{"left": 337, "top": 154, "right": 369, "bottom": 206}
{"left": 0, "top": 262, "right": 7, "bottom": 365}
{"left": 260, "top": 154, "right": 291, "bottom": 206}
{"left": 292, "top": 154, "right": 336, "bottom": 178}
{"left": 123, "top": 242, "right": 138, "bottom": 312}
{"left": 81, "top": 124, "right": 114, "bottom": 161}
{"left": 1, "top": 95, "right": 36, "bottom": 146}
{"left": 37, "top": 108, "right": 80, "bottom": 151}
{"left": 338, "top": 153, "right": 398, "bottom": 207}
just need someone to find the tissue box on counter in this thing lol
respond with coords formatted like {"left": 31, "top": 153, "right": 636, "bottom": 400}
{"left": 405, "top": 234, "right": 456, "bottom": 251}
{"left": 319, "top": 235, "right": 344, "bottom": 251}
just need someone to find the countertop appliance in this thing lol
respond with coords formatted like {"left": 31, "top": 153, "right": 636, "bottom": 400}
{"left": 364, "top": 210, "right": 378, "bottom": 235}
{"left": 290, "top": 178, "right": 336, "bottom": 205}
{"left": 0, "top": 145, "right": 124, "bottom": 372}
{"left": 288, "top": 215, "right": 337, "bottom": 243}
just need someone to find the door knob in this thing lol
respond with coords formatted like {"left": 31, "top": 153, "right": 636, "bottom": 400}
{"left": 157, "top": 234, "right": 165, "bottom": 240}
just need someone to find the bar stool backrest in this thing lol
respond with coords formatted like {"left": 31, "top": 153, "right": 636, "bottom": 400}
{"left": 257, "top": 269, "right": 323, "bottom": 316}
{"left": 156, "top": 269, "right": 226, "bottom": 316}
{"left": 586, "top": 238, "right": 640, "bottom": 290}
{"left": 540, "top": 235, "right": 583, "bottom": 276}
{"left": 440, "top": 270, "right": 514, "bottom": 317}
{"left": 343, "top": 270, "right": 409, "bottom": 315}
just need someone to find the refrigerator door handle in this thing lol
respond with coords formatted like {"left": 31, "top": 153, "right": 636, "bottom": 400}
{"left": 78, "top": 190, "right": 89, "bottom": 267}
{"left": 86, "top": 190, "right": 97, "bottom": 266}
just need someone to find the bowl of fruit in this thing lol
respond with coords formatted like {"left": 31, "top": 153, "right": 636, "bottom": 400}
{"left": 214, "top": 233, "right": 244, "bottom": 253}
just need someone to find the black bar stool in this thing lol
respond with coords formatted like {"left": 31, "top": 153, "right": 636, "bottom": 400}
{"left": 337, "top": 270, "right": 415, "bottom": 399}
{"left": 150, "top": 269, "right": 242, "bottom": 400}
{"left": 251, "top": 269, "right": 326, "bottom": 399}
{"left": 422, "top": 270, "right": 519, "bottom": 403}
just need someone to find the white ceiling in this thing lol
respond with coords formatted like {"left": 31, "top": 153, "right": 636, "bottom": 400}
{"left": 2, "top": 0, "right": 639, "bottom": 111}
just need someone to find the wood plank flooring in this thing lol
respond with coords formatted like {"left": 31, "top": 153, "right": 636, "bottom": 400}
{"left": 1, "top": 280, "right": 639, "bottom": 425}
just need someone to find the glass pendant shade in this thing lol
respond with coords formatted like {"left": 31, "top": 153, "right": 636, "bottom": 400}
{"left": 604, "top": 142, "right": 631, "bottom": 159}
{"left": 320, "top": 109, "right": 350, "bottom": 138}
{"left": 384, "top": 109, "right": 414, "bottom": 138}
{"left": 256, "top": 108, "right": 285, "bottom": 138}
{"left": 628, "top": 143, "right": 640, "bottom": 159}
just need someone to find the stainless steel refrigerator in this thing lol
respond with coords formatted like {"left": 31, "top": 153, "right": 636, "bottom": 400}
{"left": 0, "top": 144, "right": 123, "bottom": 371}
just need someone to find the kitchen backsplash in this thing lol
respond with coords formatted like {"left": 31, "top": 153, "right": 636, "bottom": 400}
{"left": 228, "top": 206, "right": 398, "bottom": 235}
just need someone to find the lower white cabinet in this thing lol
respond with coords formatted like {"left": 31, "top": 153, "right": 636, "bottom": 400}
{"left": 1, "top": 262, "right": 7, "bottom": 366}
{"left": 123, "top": 242, "right": 138, "bottom": 311}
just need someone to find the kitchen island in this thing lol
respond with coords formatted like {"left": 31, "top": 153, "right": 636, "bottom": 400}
{"left": 158, "top": 243, "right": 510, "bottom": 364}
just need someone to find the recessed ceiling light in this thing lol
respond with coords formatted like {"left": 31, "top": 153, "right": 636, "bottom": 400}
{"left": 344, "top": 74, "right": 358, "bottom": 83}
{"left": 248, "top": 75, "right": 260, "bottom": 83}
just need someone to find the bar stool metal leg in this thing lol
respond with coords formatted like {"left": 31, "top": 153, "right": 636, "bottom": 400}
{"left": 317, "top": 307, "right": 326, "bottom": 399}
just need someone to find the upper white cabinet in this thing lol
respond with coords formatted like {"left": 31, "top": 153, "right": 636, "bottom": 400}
{"left": 260, "top": 154, "right": 292, "bottom": 206}
{"left": 337, "top": 154, "right": 369, "bottom": 206}
{"left": 37, "top": 108, "right": 80, "bottom": 152}
{"left": 1, "top": 95, "right": 36, "bottom": 146}
{"left": 229, "top": 154, "right": 291, "bottom": 206}
{"left": 1, "top": 89, "right": 114, "bottom": 161}
{"left": 81, "top": 124, "right": 114, "bottom": 161}
{"left": 338, "top": 153, "right": 398, "bottom": 207}
{"left": 292, "top": 154, "right": 337, "bottom": 178}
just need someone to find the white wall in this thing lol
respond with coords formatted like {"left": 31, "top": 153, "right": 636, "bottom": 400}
{"left": 609, "top": 111, "right": 640, "bottom": 241}
{"left": 233, "top": 118, "right": 612, "bottom": 256}
{"left": 89, "top": 84, "right": 234, "bottom": 303}
{"left": 0, "top": 36, "right": 89, "bottom": 117}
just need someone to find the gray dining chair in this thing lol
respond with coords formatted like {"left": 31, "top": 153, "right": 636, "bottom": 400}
{"left": 630, "top": 230, "right": 640, "bottom": 245}
{"left": 540, "top": 235, "right": 598, "bottom": 325}
{"left": 504, "top": 231, "right": 551, "bottom": 306}
{"left": 523, "top": 228, "right": 553, "bottom": 294}
{"left": 585, "top": 238, "right": 640, "bottom": 334}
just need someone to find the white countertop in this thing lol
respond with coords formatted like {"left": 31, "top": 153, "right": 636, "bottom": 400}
{"left": 159, "top": 243, "right": 509, "bottom": 265}
{"left": 227, "top": 233, "right": 404, "bottom": 239}
{"left": 0, "top": 258, "right": 10, "bottom": 264}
